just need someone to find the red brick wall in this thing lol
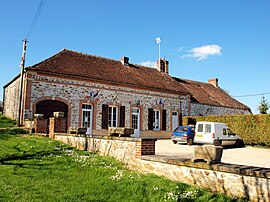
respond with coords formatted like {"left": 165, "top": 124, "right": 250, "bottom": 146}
{"left": 49, "top": 117, "right": 67, "bottom": 139}
{"left": 34, "top": 119, "right": 48, "bottom": 133}
{"left": 54, "top": 118, "right": 67, "bottom": 133}
{"left": 135, "top": 139, "right": 156, "bottom": 157}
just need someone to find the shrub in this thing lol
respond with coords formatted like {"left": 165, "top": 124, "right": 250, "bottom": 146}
{"left": 183, "top": 114, "right": 270, "bottom": 147}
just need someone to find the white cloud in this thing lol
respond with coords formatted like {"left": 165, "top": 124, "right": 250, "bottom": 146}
{"left": 140, "top": 60, "right": 156, "bottom": 68}
{"left": 184, "top": 45, "right": 222, "bottom": 61}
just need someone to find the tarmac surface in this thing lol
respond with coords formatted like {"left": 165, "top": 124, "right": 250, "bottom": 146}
{"left": 155, "top": 139, "right": 270, "bottom": 168}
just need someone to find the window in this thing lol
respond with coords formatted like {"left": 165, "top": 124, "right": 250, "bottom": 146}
{"left": 175, "top": 127, "right": 188, "bottom": 132}
{"left": 197, "top": 124, "right": 203, "bottom": 132}
{"left": 205, "top": 124, "right": 211, "bottom": 133}
{"left": 82, "top": 104, "right": 92, "bottom": 128}
{"left": 223, "top": 128, "right": 227, "bottom": 135}
{"left": 227, "top": 128, "right": 235, "bottom": 136}
{"left": 153, "top": 110, "right": 160, "bottom": 130}
{"left": 108, "top": 106, "right": 118, "bottom": 127}
{"left": 132, "top": 108, "right": 140, "bottom": 129}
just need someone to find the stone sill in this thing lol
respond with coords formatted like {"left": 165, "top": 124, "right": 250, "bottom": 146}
{"left": 142, "top": 155, "right": 270, "bottom": 179}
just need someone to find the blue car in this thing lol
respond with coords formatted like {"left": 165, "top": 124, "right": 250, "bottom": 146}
{"left": 171, "top": 126, "right": 195, "bottom": 145}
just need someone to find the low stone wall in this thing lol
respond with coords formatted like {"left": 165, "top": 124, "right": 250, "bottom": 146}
{"left": 54, "top": 134, "right": 270, "bottom": 202}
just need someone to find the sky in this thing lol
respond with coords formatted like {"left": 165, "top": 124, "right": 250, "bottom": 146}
{"left": 1, "top": 0, "right": 270, "bottom": 114}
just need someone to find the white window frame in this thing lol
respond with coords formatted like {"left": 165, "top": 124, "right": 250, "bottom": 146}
{"left": 108, "top": 106, "right": 118, "bottom": 128}
{"left": 153, "top": 109, "right": 160, "bottom": 130}
{"left": 81, "top": 104, "right": 93, "bottom": 134}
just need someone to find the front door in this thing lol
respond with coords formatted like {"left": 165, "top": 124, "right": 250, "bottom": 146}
{"left": 132, "top": 108, "right": 140, "bottom": 137}
{"left": 172, "top": 111, "right": 178, "bottom": 131}
{"left": 82, "top": 104, "right": 92, "bottom": 135}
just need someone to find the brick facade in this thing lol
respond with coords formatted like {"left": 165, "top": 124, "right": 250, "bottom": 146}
{"left": 34, "top": 119, "right": 48, "bottom": 133}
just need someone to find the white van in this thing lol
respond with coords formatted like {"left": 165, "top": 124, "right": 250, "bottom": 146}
{"left": 194, "top": 121, "right": 244, "bottom": 147}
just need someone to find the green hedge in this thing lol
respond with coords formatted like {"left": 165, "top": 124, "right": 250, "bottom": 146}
{"left": 183, "top": 114, "right": 270, "bottom": 147}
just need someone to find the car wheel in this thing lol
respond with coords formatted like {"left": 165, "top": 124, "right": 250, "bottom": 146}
{"left": 172, "top": 140, "right": 177, "bottom": 144}
{"left": 187, "top": 138, "right": 193, "bottom": 145}
{"left": 235, "top": 139, "right": 245, "bottom": 148}
{"left": 214, "top": 140, "right": 221, "bottom": 146}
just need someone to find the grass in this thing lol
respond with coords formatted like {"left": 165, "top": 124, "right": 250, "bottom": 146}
{"left": 0, "top": 114, "right": 16, "bottom": 128}
{"left": 0, "top": 116, "right": 245, "bottom": 201}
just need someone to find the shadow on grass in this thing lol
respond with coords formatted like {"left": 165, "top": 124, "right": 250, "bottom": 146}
{"left": 0, "top": 146, "right": 69, "bottom": 172}
{"left": 0, "top": 128, "right": 29, "bottom": 140}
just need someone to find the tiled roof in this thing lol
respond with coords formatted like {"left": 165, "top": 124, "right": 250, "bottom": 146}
{"left": 26, "top": 49, "right": 250, "bottom": 111}
{"left": 173, "top": 77, "right": 251, "bottom": 111}
{"left": 26, "top": 49, "right": 189, "bottom": 94}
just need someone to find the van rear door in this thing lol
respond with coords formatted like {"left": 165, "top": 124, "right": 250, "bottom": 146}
{"left": 195, "top": 123, "right": 213, "bottom": 144}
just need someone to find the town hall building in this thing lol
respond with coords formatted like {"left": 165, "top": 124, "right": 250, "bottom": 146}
{"left": 3, "top": 49, "right": 251, "bottom": 138}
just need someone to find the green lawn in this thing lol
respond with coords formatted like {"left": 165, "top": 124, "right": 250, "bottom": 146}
{"left": 0, "top": 121, "right": 245, "bottom": 201}
{"left": 0, "top": 114, "right": 16, "bottom": 128}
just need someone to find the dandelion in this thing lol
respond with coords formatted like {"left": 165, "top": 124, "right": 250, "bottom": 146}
{"left": 164, "top": 191, "right": 179, "bottom": 201}
{"left": 179, "top": 190, "right": 199, "bottom": 200}
{"left": 110, "top": 170, "right": 124, "bottom": 181}
{"left": 153, "top": 186, "right": 159, "bottom": 191}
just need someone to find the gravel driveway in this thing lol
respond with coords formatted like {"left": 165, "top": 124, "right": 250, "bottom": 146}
{"left": 156, "top": 140, "right": 270, "bottom": 168}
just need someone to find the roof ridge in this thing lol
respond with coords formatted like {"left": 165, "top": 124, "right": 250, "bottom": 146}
{"left": 62, "top": 49, "right": 157, "bottom": 70}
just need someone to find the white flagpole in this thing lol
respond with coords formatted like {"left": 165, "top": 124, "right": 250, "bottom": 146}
{"left": 156, "top": 37, "right": 161, "bottom": 60}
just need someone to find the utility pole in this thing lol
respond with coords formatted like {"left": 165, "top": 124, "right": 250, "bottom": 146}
{"left": 17, "top": 39, "right": 28, "bottom": 126}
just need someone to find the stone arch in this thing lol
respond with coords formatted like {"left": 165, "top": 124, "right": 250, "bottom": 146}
{"left": 33, "top": 97, "right": 71, "bottom": 129}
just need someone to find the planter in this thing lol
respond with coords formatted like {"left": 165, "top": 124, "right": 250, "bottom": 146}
{"left": 108, "top": 127, "right": 134, "bottom": 137}
{"left": 53, "top": 112, "right": 64, "bottom": 118}
{"left": 34, "top": 114, "right": 44, "bottom": 119}
{"left": 193, "top": 145, "right": 223, "bottom": 164}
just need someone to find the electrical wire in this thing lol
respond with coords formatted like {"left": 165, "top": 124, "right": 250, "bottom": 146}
{"left": 25, "top": 0, "right": 46, "bottom": 40}
{"left": 233, "top": 92, "right": 270, "bottom": 98}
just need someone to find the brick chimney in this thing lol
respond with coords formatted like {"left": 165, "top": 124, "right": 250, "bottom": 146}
{"left": 156, "top": 58, "right": 169, "bottom": 73}
{"left": 120, "top": 56, "right": 129, "bottom": 66}
{"left": 208, "top": 78, "right": 219, "bottom": 87}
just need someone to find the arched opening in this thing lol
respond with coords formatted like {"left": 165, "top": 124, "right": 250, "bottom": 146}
{"left": 36, "top": 100, "right": 68, "bottom": 119}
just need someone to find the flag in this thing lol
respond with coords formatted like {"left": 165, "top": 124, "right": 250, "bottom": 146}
{"left": 155, "top": 37, "right": 161, "bottom": 44}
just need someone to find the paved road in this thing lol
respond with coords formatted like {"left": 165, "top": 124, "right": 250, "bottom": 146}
{"left": 156, "top": 140, "right": 270, "bottom": 168}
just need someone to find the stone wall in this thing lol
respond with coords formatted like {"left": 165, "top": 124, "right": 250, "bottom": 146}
{"left": 190, "top": 103, "right": 251, "bottom": 116}
{"left": 54, "top": 134, "right": 270, "bottom": 202}
{"left": 3, "top": 76, "right": 21, "bottom": 120}
{"left": 28, "top": 72, "right": 188, "bottom": 134}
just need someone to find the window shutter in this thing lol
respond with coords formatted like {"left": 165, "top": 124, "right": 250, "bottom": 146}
{"left": 179, "top": 112, "right": 183, "bottom": 126}
{"left": 148, "top": 108, "right": 153, "bottom": 130}
{"left": 162, "top": 109, "right": 167, "bottom": 131}
{"left": 102, "top": 104, "right": 108, "bottom": 129}
{"left": 119, "top": 106, "right": 125, "bottom": 127}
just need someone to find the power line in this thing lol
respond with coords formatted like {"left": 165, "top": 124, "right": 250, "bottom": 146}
{"left": 233, "top": 92, "right": 270, "bottom": 98}
{"left": 25, "top": 0, "right": 46, "bottom": 40}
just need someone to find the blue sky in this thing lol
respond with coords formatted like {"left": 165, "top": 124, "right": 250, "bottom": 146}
{"left": 1, "top": 0, "right": 270, "bottom": 114}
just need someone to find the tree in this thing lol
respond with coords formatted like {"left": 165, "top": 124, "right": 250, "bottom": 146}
{"left": 258, "top": 96, "right": 269, "bottom": 114}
